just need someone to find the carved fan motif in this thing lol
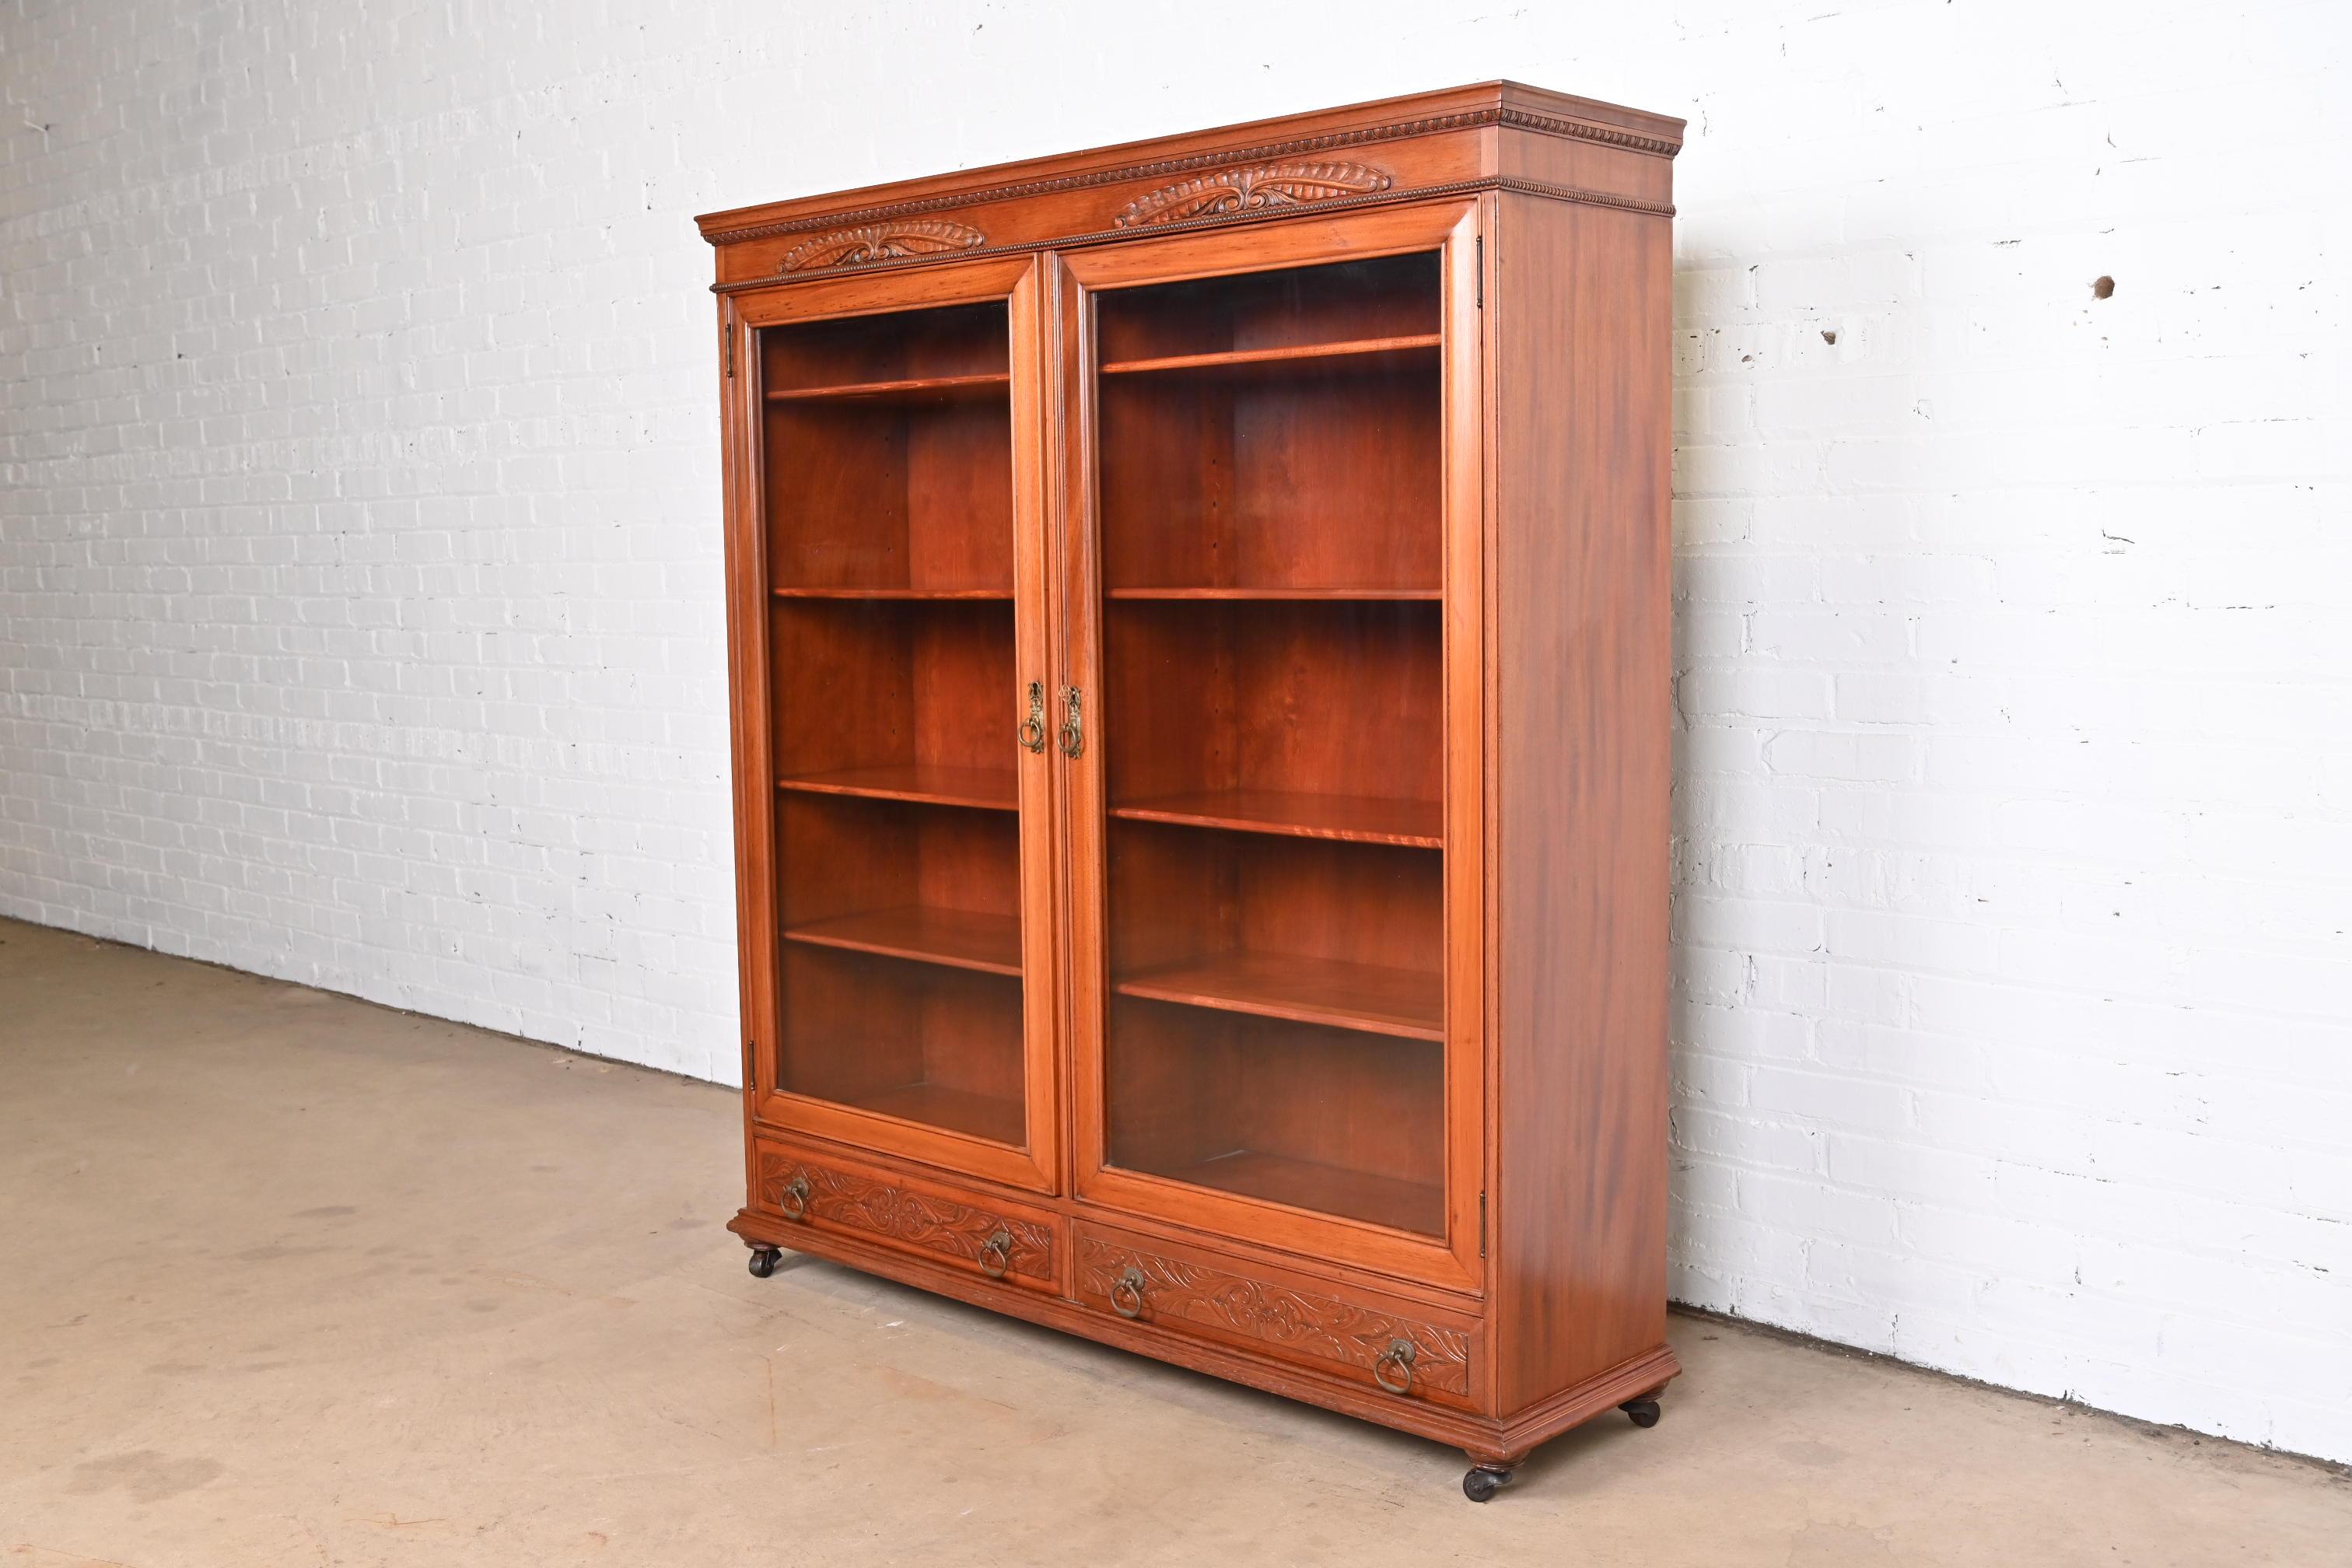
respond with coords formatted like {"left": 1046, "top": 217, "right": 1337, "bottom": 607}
{"left": 1114, "top": 159, "right": 1395, "bottom": 227}
{"left": 778, "top": 219, "right": 988, "bottom": 273}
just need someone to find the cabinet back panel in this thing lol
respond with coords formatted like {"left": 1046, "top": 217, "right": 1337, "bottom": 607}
{"left": 1098, "top": 372, "right": 1438, "bottom": 593}
{"left": 1095, "top": 252, "right": 1440, "bottom": 363}
{"left": 779, "top": 794, "right": 1018, "bottom": 928}
{"left": 777, "top": 946, "right": 1025, "bottom": 1143}
{"left": 766, "top": 401, "right": 1012, "bottom": 592}
{"left": 1104, "top": 997, "right": 1445, "bottom": 1235}
{"left": 779, "top": 944, "right": 926, "bottom": 1104}
{"left": 1101, "top": 601, "right": 1442, "bottom": 807}
{"left": 771, "top": 601, "right": 1014, "bottom": 775}
{"left": 765, "top": 405, "right": 910, "bottom": 589}
{"left": 1106, "top": 821, "right": 1440, "bottom": 976}
{"left": 761, "top": 299, "right": 1008, "bottom": 388}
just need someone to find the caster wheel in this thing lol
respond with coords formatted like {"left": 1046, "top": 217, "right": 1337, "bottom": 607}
{"left": 1622, "top": 1396, "right": 1661, "bottom": 1428}
{"left": 1462, "top": 1465, "right": 1512, "bottom": 1503}
{"left": 747, "top": 1246, "right": 782, "bottom": 1279}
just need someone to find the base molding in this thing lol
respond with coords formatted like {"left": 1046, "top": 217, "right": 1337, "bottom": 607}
{"left": 730, "top": 1209, "right": 1678, "bottom": 1465}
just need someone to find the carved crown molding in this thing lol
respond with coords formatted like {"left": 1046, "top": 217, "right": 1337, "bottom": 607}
{"left": 706, "top": 103, "right": 1678, "bottom": 247}
{"left": 710, "top": 175, "right": 1675, "bottom": 293}
{"left": 1115, "top": 159, "right": 1393, "bottom": 227}
{"left": 1495, "top": 107, "right": 1679, "bottom": 156}
{"left": 779, "top": 219, "right": 987, "bottom": 274}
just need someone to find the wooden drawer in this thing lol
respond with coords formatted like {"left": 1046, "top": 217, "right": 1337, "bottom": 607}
{"left": 1073, "top": 1224, "right": 1479, "bottom": 1411}
{"left": 752, "top": 1141, "right": 1058, "bottom": 1293}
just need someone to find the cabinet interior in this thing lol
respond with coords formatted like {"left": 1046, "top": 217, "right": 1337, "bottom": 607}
{"left": 1091, "top": 250, "right": 1450, "bottom": 1237}
{"left": 763, "top": 300, "right": 1014, "bottom": 597}
{"left": 1096, "top": 253, "right": 1442, "bottom": 598}
{"left": 760, "top": 299, "right": 1028, "bottom": 1150}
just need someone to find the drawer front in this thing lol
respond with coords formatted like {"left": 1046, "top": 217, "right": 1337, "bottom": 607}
{"left": 753, "top": 1142, "right": 1057, "bottom": 1292}
{"left": 1074, "top": 1227, "right": 1477, "bottom": 1409}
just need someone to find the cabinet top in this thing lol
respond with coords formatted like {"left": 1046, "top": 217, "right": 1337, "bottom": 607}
{"left": 695, "top": 81, "right": 1684, "bottom": 285}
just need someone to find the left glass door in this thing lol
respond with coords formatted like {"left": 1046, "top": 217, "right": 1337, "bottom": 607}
{"left": 726, "top": 257, "right": 1058, "bottom": 1193}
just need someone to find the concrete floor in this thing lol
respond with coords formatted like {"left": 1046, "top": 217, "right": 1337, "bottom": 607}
{"left": 2, "top": 918, "right": 2346, "bottom": 1567}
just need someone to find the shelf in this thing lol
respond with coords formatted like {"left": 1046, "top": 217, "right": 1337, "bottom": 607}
{"left": 1156, "top": 1149, "right": 1443, "bottom": 1237}
{"left": 1097, "top": 334, "right": 1441, "bottom": 380}
{"left": 843, "top": 1080, "right": 1026, "bottom": 1146}
{"left": 783, "top": 906, "right": 1021, "bottom": 977}
{"left": 1114, "top": 950, "right": 1442, "bottom": 1041}
{"left": 776, "top": 765, "right": 1017, "bottom": 812}
{"left": 766, "top": 370, "right": 1010, "bottom": 404}
{"left": 1110, "top": 788, "right": 1441, "bottom": 849}
{"left": 772, "top": 586, "right": 1013, "bottom": 600}
{"left": 1105, "top": 586, "right": 1440, "bottom": 601}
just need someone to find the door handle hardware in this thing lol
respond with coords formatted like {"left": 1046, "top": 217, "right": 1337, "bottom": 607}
{"left": 1108, "top": 1265, "right": 1145, "bottom": 1318}
{"left": 1373, "top": 1338, "right": 1418, "bottom": 1395}
{"left": 1018, "top": 681, "right": 1048, "bottom": 753}
{"left": 1059, "top": 685, "right": 1085, "bottom": 759}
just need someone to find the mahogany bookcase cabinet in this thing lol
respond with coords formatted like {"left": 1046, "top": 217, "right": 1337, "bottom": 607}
{"left": 698, "top": 82, "right": 1682, "bottom": 1502}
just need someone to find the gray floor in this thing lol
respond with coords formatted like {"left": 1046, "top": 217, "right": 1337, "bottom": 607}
{"left": 3, "top": 916, "right": 2345, "bottom": 1566}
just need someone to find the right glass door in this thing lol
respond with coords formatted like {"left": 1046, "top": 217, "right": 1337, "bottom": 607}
{"left": 1064, "top": 203, "right": 1484, "bottom": 1289}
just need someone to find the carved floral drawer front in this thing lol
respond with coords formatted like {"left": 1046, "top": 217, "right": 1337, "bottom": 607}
{"left": 1075, "top": 1229, "right": 1476, "bottom": 1407}
{"left": 754, "top": 1143, "right": 1056, "bottom": 1290}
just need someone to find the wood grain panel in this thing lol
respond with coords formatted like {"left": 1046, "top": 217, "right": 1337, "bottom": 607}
{"left": 1487, "top": 190, "right": 1677, "bottom": 1415}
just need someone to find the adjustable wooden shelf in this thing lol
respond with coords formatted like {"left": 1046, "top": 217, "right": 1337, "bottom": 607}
{"left": 700, "top": 81, "right": 1682, "bottom": 1501}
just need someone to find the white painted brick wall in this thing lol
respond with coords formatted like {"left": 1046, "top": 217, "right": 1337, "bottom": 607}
{"left": 2, "top": 0, "right": 2346, "bottom": 1463}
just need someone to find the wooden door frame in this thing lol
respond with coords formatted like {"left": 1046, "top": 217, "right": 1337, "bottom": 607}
{"left": 723, "top": 254, "right": 1062, "bottom": 1195}
{"left": 1052, "top": 200, "right": 1487, "bottom": 1293}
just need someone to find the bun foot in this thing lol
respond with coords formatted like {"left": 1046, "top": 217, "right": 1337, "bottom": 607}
{"left": 1462, "top": 1464, "right": 1514, "bottom": 1503}
{"left": 747, "top": 1246, "right": 783, "bottom": 1279}
{"left": 1622, "top": 1395, "right": 1661, "bottom": 1428}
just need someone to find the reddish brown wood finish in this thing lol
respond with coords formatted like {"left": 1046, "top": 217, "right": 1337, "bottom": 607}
{"left": 705, "top": 82, "right": 1680, "bottom": 1490}
{"left": 1486, "top": 191, "right": 1678, "bottom": 1416}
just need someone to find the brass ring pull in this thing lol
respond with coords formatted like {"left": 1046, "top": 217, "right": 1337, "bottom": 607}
{"left": 978, "top": 1229, "right": 1012, "bottom": 1279}
{"left": 778, "top": 1174, "right": 810, "bottom": 1223}
{"left": 1058, "top": 685, "right": 1084, "bottom": 759}
{"left": 1373, "top": 1338, "right": 1417, "bottom": 1395}
{"left": 1017, "top": 681, "right": 1047, "bottom": 754}
{"left": 1108, "top": 1265, "right": 1146, "bottom": 1319}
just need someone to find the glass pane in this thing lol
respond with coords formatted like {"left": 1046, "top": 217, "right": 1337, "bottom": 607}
{"left": 762, "top": 300, "right": 1027, "bottom": 1148}
{"left": 1094, "top": 253, "right": 1448, "bottom": 1234}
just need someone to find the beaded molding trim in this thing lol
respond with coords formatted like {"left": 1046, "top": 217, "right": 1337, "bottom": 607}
{"left": 703, "top": 103, "right": 1680, "bottom": 247}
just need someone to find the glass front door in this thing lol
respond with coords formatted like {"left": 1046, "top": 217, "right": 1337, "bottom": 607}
{"left": 742, "top": 258, "right": 1057, "bottom": 1192}
{"left": 1062, "top": 205, "right": 1486, "bottom": 1283}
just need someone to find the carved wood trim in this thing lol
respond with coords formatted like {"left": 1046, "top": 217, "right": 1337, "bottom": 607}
{"left": 1496, "top": 107, "right": 1681, "bottom": 156}
{"left": 757, "top": 1151, "right": 1053, "bottom": 1278}
{"left": 710, "top": 176, "right": 1674, "bottom": 295}
{"left": 1114, "top": 159, "right": 1393, "bottom": 227}
{"left": 1076, "top": 1236, "right": 1471, "bottom": 1398}
{"left": 778, "top": 219, "right": 988, "bottom": 274}
{"left": 704, "top": 106, "right": 1678, "bottom": 246}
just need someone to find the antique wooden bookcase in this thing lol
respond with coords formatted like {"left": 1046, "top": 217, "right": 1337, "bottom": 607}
{"left": 699, "top": 82, "right": 1681, "bottom": 1500}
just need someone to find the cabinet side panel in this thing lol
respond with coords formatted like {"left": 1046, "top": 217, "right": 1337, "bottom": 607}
{"left": 1489, "top": 194, "right": 1674, "bottom": 1416}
